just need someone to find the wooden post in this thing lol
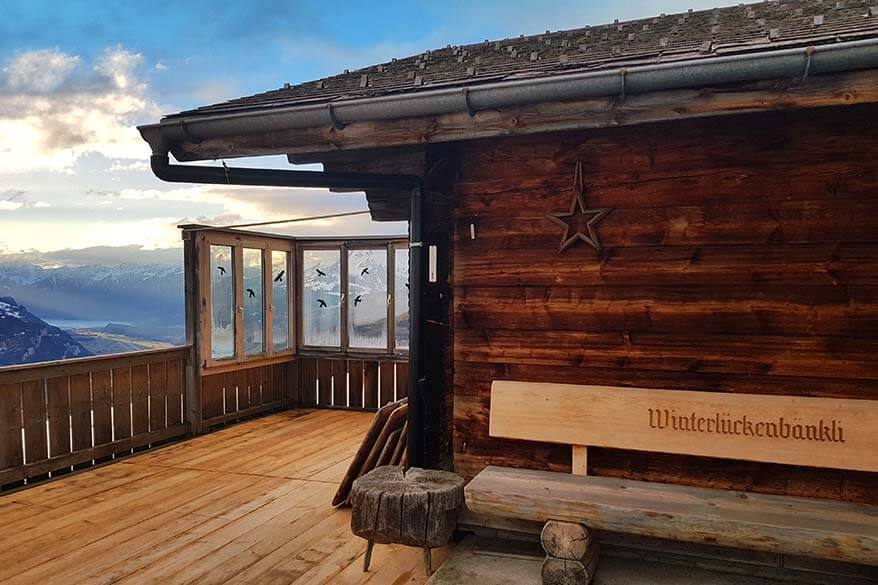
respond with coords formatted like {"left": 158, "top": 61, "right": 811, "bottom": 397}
{"left": 183, "top": 230, "right": 203, "bottom": 434}
{"left": 572, "top": 445, "right": 588, "bottom": 475}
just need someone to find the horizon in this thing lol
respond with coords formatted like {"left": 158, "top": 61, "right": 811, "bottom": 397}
{"left": 1, "top": 0, "right": 736, "bottom": 259}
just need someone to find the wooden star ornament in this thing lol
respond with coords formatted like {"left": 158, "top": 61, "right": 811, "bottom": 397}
{"left": 546, "top": 161, "right": 613, "bottom": 253}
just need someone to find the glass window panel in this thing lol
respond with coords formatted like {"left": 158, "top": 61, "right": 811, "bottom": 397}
{"left": 271, "top": 250, "right": 290, "bottom": 352}
{"left": 348, "top": 249, "right": 388, "bottom": 349}
{"left": 303, "top": 249, "right": 341, "bottom": 347}
{"left": 243, "top": 248, "right": 265, "bottom": 355}
{"left": 210, "top": 245, "right": 235, "bottom": 359}
{"left": 394, "top": 247, "right": 410, "bottom": 350}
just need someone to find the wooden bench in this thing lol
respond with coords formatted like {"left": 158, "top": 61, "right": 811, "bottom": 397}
{"left": 464, "top": 381, "right": 878, "bottom": 584}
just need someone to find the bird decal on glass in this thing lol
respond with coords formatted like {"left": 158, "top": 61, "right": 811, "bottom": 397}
{"left": 274, "top": 270, "right": 285, "bottom": 282}
{"left": 216, "top": 266, "right": 227, "bottom": 275}
{"left": 360, "top": 267, "right": 370, "bottom": 276}
{"left": 316, "top": 268, "right": 326, "bottom": 277}
{"left": 317, "top": 299, "right": 327, "bottom": 308}
{"left": 353, "top": 295, "right": 363, "bottom": 306}
{"left": 246, "top": 288, "right": 256, "bottom": 299}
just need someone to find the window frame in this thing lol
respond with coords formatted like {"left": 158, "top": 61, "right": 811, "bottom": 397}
{"left": 296, "top": 238, "right": 409, "bottom": 358}
{"left": 199, "top": 231, "right": 295, "bottom": 371}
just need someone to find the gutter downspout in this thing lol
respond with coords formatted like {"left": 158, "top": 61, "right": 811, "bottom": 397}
{"left": 140, "top": 37, "right": 878, "bottom": 153}
{"left": 149, "top": 153, "right": 427, "bottom": 469}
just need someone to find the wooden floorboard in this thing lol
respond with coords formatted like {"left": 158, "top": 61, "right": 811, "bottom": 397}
{"left": 0, "top": 409, "right": 453, "bottom": 585}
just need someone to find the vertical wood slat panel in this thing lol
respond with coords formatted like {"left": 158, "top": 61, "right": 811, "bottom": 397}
{"left": 130, "top": 365, "right": 149, "bottom": 436}
{"left": 46, "top": 376, "right": 70, "bottom": 458}
{"left": 262, "top": 365, "right": 275, "bottom": 405}
{"left": 21, "top": 380, "right": 47, "bottom": 465}
{"left": 379, "top": 362, "right": 395, "bottom": 407}
{"left": 364, "top": 361, "right": 379, "bottom": 409}
{"left": 317, "top": 358, "right": 333, "bottom": 406}
{"left": 0, "top": 382, "right": 23, "bottom": 470}
{"left": 91, "top": 370, "right": 113, "bottom": 446}
{"left": 332, "top": 359, "right": 347, "bottom": 407}
{"left": 69, "top": 373, "right": 92, "bottom": 453}
{"left": 348, "top": 360, "right": 364, "bottom": 408}
{"left": 246, "top": 366, "right": 261, "bottom": 408}
{"left": 166, "top": 360, "right": 184, "bottom": 426}
{"left": 298, "top": 358, "right": 317, "bottom": 407}
{"left": 112, "top": 367, "right": 132, "bottom": 440}
{"left": 148, "top": 361, "right": 167, "bottom": 431}
{"left": 396, "top": 362, "right": 409, "bottom": 400}
{"left": 201, "top": 373, "right": 224, "bottom": 420}
{"left": 224, "top": 371, "right": 238, "bottom": 414}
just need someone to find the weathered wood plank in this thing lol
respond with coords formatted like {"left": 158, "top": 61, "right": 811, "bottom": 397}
{"left": 0, "top": 382, "right": 23, "bottom": 470}
{"left": 333, "top": 359, "right": 348, "bottom": 407}
{"left": 90, "top": 369, "right": 113, "bottom": 446}
{"left": 363, "top": 361, "right": 379, "bottom": 409}
{"left": 131, "top": 365, "right": 149, "bottom": 436}
{"left": 379, "top": 362, "right": 395, "bottom": 407}
{"left": 166, "top": 360, "right": 184, "bottom": 426}
{"left": 112, "top": 367, "right": 132, "bottom": 441}
{"left": 297, "top": 357, "right": 317, "bottom": 407}
{"left": 69, "top": 373, "right": 92, "bottom": 453}
{"left": 317, "top": 358, "right": 333, "bottom": 406}
{"left": 348, "top": 360, "right": 364, "bottom": 408}
{"left": 465, "top": 466, "right": 878, "bottom": 565}
{"left": 46, "top": 376, "right": 70, "bottom": 458}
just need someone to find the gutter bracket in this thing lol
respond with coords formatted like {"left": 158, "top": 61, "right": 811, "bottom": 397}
{"left": 802, "top": 46, "right": 816, "bottom": 81}
{"left": 619, "top": 68, "right": 628, "bottom": 98}
{"left": 462, "top": 87, "right": 477, "bottom": 117}
{"left": 327, "top": 103, "right": 346, "bottom": 131}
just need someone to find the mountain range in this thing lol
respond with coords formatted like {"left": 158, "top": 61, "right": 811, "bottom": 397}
{"left": 0, "top": 247, "right": 185, "bottom": 344}
{"left": 0, "top": 297, "right": 91, "bottom": 366}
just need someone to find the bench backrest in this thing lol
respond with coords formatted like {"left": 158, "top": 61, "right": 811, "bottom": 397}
{"left": 490, "top": 381, "right": 878, "bottom": 474}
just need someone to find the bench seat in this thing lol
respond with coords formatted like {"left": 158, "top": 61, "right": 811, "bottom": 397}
{"left": 465, "top": 465, "right": 878, "bottom": 567}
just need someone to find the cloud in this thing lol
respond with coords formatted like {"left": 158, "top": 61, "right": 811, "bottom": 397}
{"left": 0, "top": 46, "right": 160, "bottom": 174}
{"left": 0, "top": 189, "right": 51, "bottom": 211}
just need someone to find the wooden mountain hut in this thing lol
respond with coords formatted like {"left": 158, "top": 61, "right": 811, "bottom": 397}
{"left": 138, "top": 0, "right": 878, "bottom": 581}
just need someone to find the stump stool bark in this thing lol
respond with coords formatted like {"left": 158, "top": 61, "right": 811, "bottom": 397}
{"left": 350, "top": 466, "right": 465, "bottom": 575}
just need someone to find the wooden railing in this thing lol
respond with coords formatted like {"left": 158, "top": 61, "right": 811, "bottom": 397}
{"left": 296, "top": 355, "right": 408, "bottom": 410}
{"left": 0, "top": 346, "right": 190, "bottom": 488}
{"left": 200, "top": 361, "right": 295, "bottom": 428}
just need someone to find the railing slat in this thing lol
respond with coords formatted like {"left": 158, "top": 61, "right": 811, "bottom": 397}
{"left": 379, "top": 362, "right": 395, "bottom": 407}
{"left": 0, "top": 382, "right": 23, "bottom": 471}
{"left": 112, "top": 366, "right": 132, "bottom": 441}
{"left": 46, "top": 376, "right": 70, "bottom": 459}
{"left": 348, "top": 360, "right": 364, "bottom": 409}
{"left": 317, "top": 359, "right": 333, "bottom": 406}
{"left": 298, "top": 358, "right": 316, "bottom": 407}
{"left": 92, "top": 370, "right": 113, "bottom": 446}
{"left": 21, "top": 380, "right": 47, "bottom": 465}
{"left": 332, "top": 359, "right": 347, "bottom": 407}
{"left": 166, "top": 360, "right": 184, "bottom": 427}
{"left": 131, "top": 365, "right": 149, "bottom": 436}
{"left": 149, "top": 361, "right": 168, "bottom": 432}
{"left": 396, "top": 362, "right": 409, "bottom": 400}
{"left": 364, "top": 362, "right": 379, "bottom": 409}
{"left": 69, "top": 373, "right": 92, "bottom": 453}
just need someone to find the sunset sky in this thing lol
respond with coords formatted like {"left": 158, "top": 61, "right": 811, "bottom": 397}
{"left": 0, "top": 0, "right": 733, "bottom": 255}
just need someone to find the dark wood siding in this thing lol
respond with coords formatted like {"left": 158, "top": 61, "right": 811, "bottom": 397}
{"left": 450, "top": 105, "right": 878, "bottom": 504}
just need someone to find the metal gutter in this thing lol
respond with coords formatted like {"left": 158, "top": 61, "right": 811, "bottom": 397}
{"left": 138, "top": 37, "right": 878, "bottom": 155}
{"left": 150, "top": 153, "right": 428, "bottom": 468}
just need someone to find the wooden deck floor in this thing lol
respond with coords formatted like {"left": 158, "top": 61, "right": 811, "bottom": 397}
{"left": 0, "top": 409, "right": 453, "bottom": 585}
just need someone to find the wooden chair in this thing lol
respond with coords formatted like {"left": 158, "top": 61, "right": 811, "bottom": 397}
{"left": 465, "top": 381, "right": 878, "bottom": 584}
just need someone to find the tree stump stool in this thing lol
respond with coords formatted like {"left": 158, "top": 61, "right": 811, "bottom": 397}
{"left": 350, "top": 466, "right": 465, "bottom": 575}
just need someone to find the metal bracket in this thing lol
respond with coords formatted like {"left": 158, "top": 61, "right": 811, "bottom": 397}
{"left": 328, "top": 103, "right": 346, "bottom": 131}
{"left": 619, "top": 68, "right": 628, "bottom": 98}
{"left": 802, "top": 46, "right": 816, "bottom": 81}
{"left": 462, "top": 87, "right": 477, "bottom": 117}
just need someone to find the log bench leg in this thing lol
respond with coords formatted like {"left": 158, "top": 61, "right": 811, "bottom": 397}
{"left": 540, "top": 520, "right": 598, "bottom": 585}
{"left": 363, "top": 540, "right": 374, "bottom": 572}
{"left": 423, "top": 547, "right": 433, "bottom": 576}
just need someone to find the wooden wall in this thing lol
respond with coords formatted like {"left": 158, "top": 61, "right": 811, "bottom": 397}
{"left": 449, "top": 104, "right": 878, "bottom": 504}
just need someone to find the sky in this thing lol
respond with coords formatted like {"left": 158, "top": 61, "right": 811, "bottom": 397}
{"left": 0, "top": 0, "right": 737, "bottom": 257}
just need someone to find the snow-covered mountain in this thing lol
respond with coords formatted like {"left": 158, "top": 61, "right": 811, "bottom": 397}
{"left": 0, "top": 297, "right": 91, "bottom": 366}
{"left": 0, "top": 254, "right": 184, "bottom": 341}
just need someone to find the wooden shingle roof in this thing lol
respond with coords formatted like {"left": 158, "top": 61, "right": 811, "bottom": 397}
{"left": 171, "top": 0, "right": 878, "bottom": 118}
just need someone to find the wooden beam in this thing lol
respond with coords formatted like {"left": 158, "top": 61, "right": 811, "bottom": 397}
{"left": 170, "top": 70, "right": 878, "bottom": 161}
